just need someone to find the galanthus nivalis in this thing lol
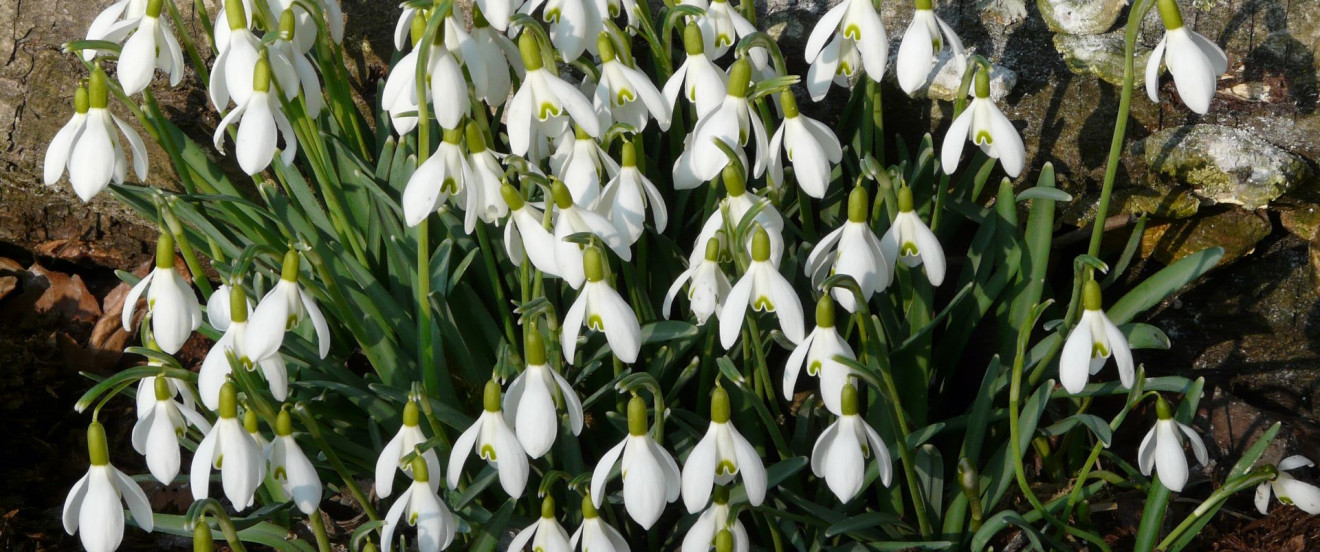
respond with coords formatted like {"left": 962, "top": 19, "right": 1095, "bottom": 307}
{"left": 83, "top": 0, "right": 149, "bottom": 61}
{"left": 1137, "top": 395, "right": 1208, "bottom": 493}
{"left": 880, "top": 186, "right": 945, "bottom": 286}
{"left": 135, "top": 371, "right": 196, "bottom": 417}
{"left": 448, "top": 380, "right": 529, "bottom": 497}
{"left": 674, "top": 59, "right": 768, "bottom": 190}
{"left": 719, "top": 226, "right": 806, "bottom": 348}
{"left": 510, "top": 496, "right": 573, "bottom": 552}
{"left": 503, "top": 329, "right": 583, "bottom": 458}
{"left": 212, "top": 55, "right": 299, "bottom": 175}
{"left": 199, "top": 284, "right": 289, "bottom": 409}
{"left": 591, "top": 395, "right": 681, "bottom": 529}
{"left": 520, "top": 0, "right": 606, "bottom": 63}
{"left": 571, "top": 494, "right": 629, "bottom": 552}
{"left": 402, "top": 128, "right": 475, "bottom": 229}
{"left": 467, "top": 7, "right": 524, "bottom": 106}
{"left": 191, "top": 382, "right": 266, "bottom": 508}
{"left": 268, "top": 409, "right": 322, "bottom": 514}
{"left": 811, "top": 384, "right": 893, "bottom": 502}
{"left": 501, "top": 184, "right": 564, "bottom": 278}
{"left": 474, "top": 0, "right": 524, "bottom": 32}
{"left": 695, "top": 0, "right": 765, "bottom": 67}
{"left": 64, "top": 422, "right": 154, "bottom": 552}
{"left": 464, "top": 122, "right": 510, "bottom": 225}
{"left": 689, "top": 166, "right": 786, "bottom": 267}
{"left": 784, "top": 295, "right": 858, "bottom": 415}
{"left": 46, "top": 68, "right": 149, "bottom": 201}
{"left": 680, "top": 487, "right": 749, "bottom": 552}
{"left": 133, "top": 376, "right": 212, "bottom": 484}
{"left": 381, "top": 457, "right": 457, "bottom": 552}
{"left": 44, "top": 84, "right": 89, "bottom": 189}
{"left": 1256, "top": 456, "right": 1320, "bottom": 515}
{"left": 116, "top": 0, "right": 185, "bottom": 95}
{"left": 592, "top": 34, "right": 672, "bottom": 132}
{"left": 663, "top": 25, "right": 729, "bottom": 118}
{"left": 550, "top": 126, "right": 618, "bottom": 207}
{"left": 681, "top": 387, "right": 766, "bottom": 512}
{"left": 507, "top": 32, "right": 601, "bottom": 156}
{"left": 244, "top": 250, "right": 332, "bottom": 361}
{"left": 600, "top": 140, "right": 668, "bottom": 246}
{"left": 551, "top": 180, "right": 631, "bottom": 288}
{"left": 1060, "top": 279, "right": 1134, "bottom": 394}
{"left": 269, "top": 9, "right": 326, "bottom": 118}
{"left": 940, "top": 66, "right": 1025, "bottom": 178}
{"left": 205, "top": 283, "right": 252, "bottom": 332}
{"left": 895, "top": 0, "right": 966, "bottom": 95}
{"left": 805, "top": 185, "right": 892, "bottom": 311}
{"left": 375, "top": 400, "right": 443, "bottom": 497}
{"left": 1146, "top": 0, "right": 1228, "bottom": 114}
{"left": 123, "top": 233, "right": 203, "bottom": 355}
{"left": 664, "top": 237, "right": 731, "bottom": 326}
{"left": 209, "top": 0, "right": 262, "bottom": 112}
{"left": 561, "top": 246, "right": 643, "bottom": 363}
{"left": 767, "top": 91, "right": 843, "bottom": 198}
{"left": 381, "top": 12, "right": 469, "bottom": 133}
{"left": 804, "top": 0, "right": 887, "bottom": 92}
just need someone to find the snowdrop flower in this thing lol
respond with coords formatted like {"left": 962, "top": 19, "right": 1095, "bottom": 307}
{"left": 1137, "top": 395, "right": 1208, "bottom": 493}
{"left": 694, "top": 0, "right": 763, "bottom": 66}
{"left": 375, "top": 400, "right": 443, "bottom": 497}
{"left": 510, "top": 497, "right": 572, "bottom": 552}
{"left": 805, "top": 186, "right": 892, "bottom": 311}
{"left": 550, "top": 126, "right": 618, "bottom": 207}
{"left": 47, "top": 68, "right": 149, "bottom": 201}
{"left": 64, "top": 422, "right": 154, "bottom": 552}
{"left": 209, "top": 0, "right": 262, "bottom": 111}
{"left": 766, "top": 91, "right": 842, "bottom": 198}
{"left": 521, "top": 0, "right": 606, "bottom": 63}
{"left": 381, "top": 13, "right": 469, "bottom": 134}
{"left": 268, "top": 409, "right": 322, "bottom": 514}
{"left": 682, "top": 387, "right": 766, "bottom": 512}
{"left": 664, "top": 237, "right": 731, "bottom": 325}
{"left": 551, "top": 181, "right": 631, "bottom": 288}
{"left": 689, "top": 167, "right": 785, "bottom": 268}
{"left": 591, "top": 395, "right": 681, "bottom": 529}
{"left": 571, "top": 495, "right": 629, "bottom": 552}
{"left": 135, "top": 371, "right": 197, "bottom": 417}
{"left": 123, "top": 233, "right": 203, "bottom": 355}
{"left": 116, "top": 0, "right": 184, "bottom": 95}
{"left": 244, "top": 251, "right": 331, "bottom": 361}
{"left": 804, "top": 0, "right": 887, "bottom": 91}
{"left": 474, "top": 0, "right": 525, "bottom": 32}
{"left": 674, "top": 59, "right": 768, "bottom": 190}
{"left": 664, "top": 25, "right": 729, "bottom": 118}
{"left": 811, "top": 384, "right": 893, "bottom": 502}
{"left": 464, "top": 122, "right": 510, "bottom": 225}
{"left": 562, "top": 247, "right": 643, "bottom": 363}
{"left": 895, "top": 0, "right": 966, "bottom": 95}
{"left": 199, "top": 285, "right": 289, "bottom": 409}
{"left": 467, "top": 7, "right": 524, "bottom": 106}
{"left": 600, "top": 140, "right": 668, "bottom": 246}
{"left": 680, "top": 488, "right": 749, "bottom": 552}
{"left": 133, "top": 376, "right": 212, "bottom": 484}
{"left": 940, "top": 66, "right": 1025, "bottom": 178}
{"left": 192, "top": 382, "right": 266, "bottom": 508}
{"left": 1060, "top": 280, "right": 1134, "bottom": 394}
{"left": 83, "top": 0, "right": 149, "bottom": 61}
{"left": 1146, "top": 0, "right": 1228, "bottom": 114}
{"left": 880, "top": 186, "right": 945, "bottom": 286}
{"left": 719, "top": 226, "right": 806, "bottom": 348}
{"left": 501, "top": 184, "right": 563, "bottom": 278}
{"left": 213, "top": 56, "right": 299, "bottom": 175}
{"left": 205, "top": 283, "right": 252, "bottom": 332}
{"left": 448, "top": 380, "right": 529, "bottom": 497}
{"left": 592, "top": 34, "right": 672, "bottom": 132}
{"left": 1256, "top": 456, "right": 1320, "bottom": 515}
{"left": 403, "top": 128, "right": 475, "bottom": 229}
{"left": 381, "top": 456, "right": 457, "bottom": 552}
{"left": 244, "top": 410, "right": 269, "bottom": 452}
{"left": 503, "top": 329, "right": 583, "bottom": 458}
{"left": 268, "top": 10, "right": 325, "bottom": 118}
{"left": 784, "top": 295, "right": 858, "bottom": 415}
{"left": 507, "top": 32, "right": 601, "bottom": 156}
{"left": 804, "top": 26, "right": 864, "bottom": 102}
{"left": 267, "top": 0, "right": 344, "bottom": 52}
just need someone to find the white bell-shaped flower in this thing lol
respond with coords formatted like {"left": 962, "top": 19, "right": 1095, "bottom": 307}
{"left": 448, "top": 380, "right": 529, "bottom": 497}
{"left": 804, "top": 27, "right": 864, "bottom": 102}
{"left": 664, "top": 237, "right": 731, "bottom": 326}
{"left": 1146, "top": 0, "right": 1228, "bottom": 115}
{"left": 83, "top": 0, "right": 149, "bottom": 61}
{"left": 375, "top": 401, "right": 443, "bottom": 497}
{"left": 664, "top": 25, "right": 729, "bottom": 118}
{"left": 591, "top": 395, "right": 681, "bottom": 529}
{"left": 381, "top": 13, "right": 469, "bottom": 133}
{"left": 474, "top": 0, "right": 525, "bottom": 32}
{"left": 804, "top": 0, "right": 887, "bottom": 89}
{"left": 510, "top": 497, "right": 573, "bottom": 552}
{"left": 244, "top": 250, "right": 332, "bottom": 360}
{"left": 48, "top": 69, "right": 149, "bottom": 201}
{"left": 191, "top": 382, "right": 267, "bottom": 508}
{"left": 381, "top": 456, "right": 457, "bottom": 552}
{"left": 689, "top": 167, "right": 785, "bottom": 267}
{"left": 507, "top": 32, "right": 602, "bottom": 156}
{"left": 467, "top": 7, "right": 525, "bottom": 106}
{"left": 1256, "top": 456, "right": 1320, "bottom": 515}
{"left": 503, "top": 329, "right": 584, "bottom": 458}
{"left": 1137, "top": 396, "right": 1208, "bottom": 493}
{"left": 674, "top": 59, "right": 768, "bottom": 190}
{"left": 403, "top": 128, "right": 475, "bottom": 229}
{"left": 680, "top": 490, "right": 749, "bottom": 552}
{"left": 811, "top": 384, "right": 893, "bottom": 502}
{"left": 44, "top": 85, "right": 89, "bottom": 188}
{"left": 561, "top": 247, "right": 643, "bottom": 363}
{"left": 592, "top": 34, "right": 672, "bottom": 132}
{"left": 116, "top": 0, "right": 184, "bottom": 95}
{"left": 133, "top": 376, "right": 212, "bottom": 484}
{"left": 199, "top": 286, "right": 289, "bottom": 410}
{"left": 599, "top": 140, "right": 668, "bottom": 246}
{"left": 805, "top": 186, "right": 892, "bottom": 311}
{"left": 784, "top": 295, "right": 858, "bottom": 415}
{"left": 940, "top": 66, "right": 1025, "bottom": 178}
{"left": 464, "top": 123, "right": 510, "bottom": 225}
{"left": 501, "top": 184, "right": 564, "bottom": 278}
{"left": 1060, "top": 280, "right": 1135, "bottom": 394}
{"left": 520, "top": 0, "right": 607, "bottom": 63}
{"left": 694, "top": 0, "right": 763, "bottom": 66}
{"left": 719, "top": 226, "right": 806, "bottom": 348}
{"left": 767, "top": 91, "right": 842, "bottom": 198}
{"left": 135, "top": 372, "right": 197, "bottom": 417}
{"left": 551, "top": 181, "right": 632, "bottom": 289}
{"left": 268, "top": 10, "right": 326, "bottom": 118}
{"left": 209, "top": 0, "right": 262, "bottom": 112}
{"left": 267, "top": 409, "right": 322, "bottom": 514}
{"left": 550, "top": 126, "right": 618, "bottom": 207}
{"left": 64, "top": 422, "right": 155, "bottom": 552}
{"left": 880, "top": 186, "right": 945, "bottom": 286}
{"left": 681, "top": 387, "right": 766, "bottom": 512}
{"left": 123, "top": 233, "right": 203, "bottom": 355}
{"left": 213, "top": 56, "right": 300, "bottom": 176}
{"left": 895, "top": 0, "right": 966, "bottom": 95}
{"left": 205, "top": 283, "right": 253, "bottom": 332}
{"left": 571, "top": 494, "right": 629, "bottom": 552}
{"left": 266, "top": 0, "right": 343, "bottom": 52}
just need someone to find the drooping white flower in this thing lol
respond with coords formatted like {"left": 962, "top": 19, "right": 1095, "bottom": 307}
{"left": 510, "top": 497, "right": 573, "bottom": 552}
{"left": 663, "top": 25, "right": 729, "bottom": 118}
{"left": 599, "top": 140, "right": 668, "bottom": 246}
{"left": 123, "top": 233, "right": 203, "bottom": 355}
{"left": 267, "top": 409, "right": 322, "bottom": 514}
{"left": 766, "top": 91, "right": 842, "bottom": 198}
{"left": 44, "top": 85, "right": 89, "bottom": 188}
{"left": 464, "top": 123, "right": 510, "bottom": 225}
{"left": 199, "top": 286, "right": 289, "bottom": 410}
{"left": 501, "top": 184, "right": 564, "bottom": 278}
{"left": 940, "top": 66, "right": 1025, "bottom": 178}
{"left": 1137, "top": 396, "right": 1208, "bottom": 493}
{"left": 694, "top": 0, "right": 764, "bottom": 67}
{"left": 571, "top": 494, "right": 629, "bottom": 552}
{"left": 520, "top": 0, "right": 607, "bottom": 63}
{"left": 895, "top": 0, "right": 966, "bottom": 95}
{"left": 592, "top": 34, "right": 672, "bottom": 132}
{"left": 804, "top": 0, "right": 887, "bottom": 93}
{"left": 805, "top": 185, "right": 892, "bottom": 311}
{"left": 133, "top": 376, "right": 212, "bottom": 484}
{"left": 879, "top": 186, "right": 945, "bottom": 286}
{"left": 212, "top": 57, "right": 299, "bottom": 175}
{"left": 811, "top": 384, "right": 893, "bottom": 502}
{"left": 680, "top": 489, "right": 749, "bottom": 552}
{"left": 267, "top": 0, "right": 343, "bottom": 52}
{"left": 664, "top": 237, "right": 731, "bottom": 326}
{"left": 503, "top": 329, "right": 583, "bottom": 458}
{"left": 467, "top": 7, "right": 525, "bottom": 106}
{"left": 191, "top": 382, "right": 266, "bottom": 508}
{"left": 507, "top": 32, "right": 602, "bottom": 156}
{"left": 268, "top": 9, "right": 326, "bottom": 118}
{"left": 1146, "top": 0, "right": 1228, "bottom": 115}
{"left": 402, "top": 128, "right": 475, "bottom": 229}
{"left": 64, "top": 422, "right": 155, "bottom": 552}
{"left": 209, "top": 0, "right": 262, "bottom": 112}
{"left": 561, "top": 247, "right": 643, "bottom": 363}
{"left": 83, "top": 0, "right": 149, "bottom": 61}
{"left": 375, "top": 401, "right": 443, "bottom": 498}
{"left": 381, "top": 12, "right": 470, "bottom": 133}
{"left": 719, "top": 226, "right": 805, "bottom": 348}
{"left": 1256, "top": 456, "right": 1320, "bottom": 515}
{"left": 550, "top": 127, "right": 618, "bottom": 208}
{"left": 674, "top": 59, "right": 768, "bottom": 190}
{"left": 135, "top": 372, "right": 197, "bottom": 417}
{"left": 49, "top": 69, "right": 149, "bottom": 201}
{"left": 244, "top": 250, "right": 332, "bottom": 360}
{"left": 682, "top": 387, "right": 766, "bottom": 512}
{"left": 474, "top": 0, "right": 525, "bottom": 32}
{"left": 784, "top": 295, "right": 858, "bottom": 415}
{"left": 381, "top": 456, "right": 457, "bottom": 552}
{"left": 1060, "top": 280, "right": 1134, "bottom": 394}
{"left": 551, "top": 181, "right": 631, "bottom": 289}
{"left": 688, "top": 169, "right": 785, "bottom": 267}
{"left": 591, "top": 395, "right": 681, "bottom": 529}
{"left": 448, "top": 380, "right": 529, "bottom": 497}
{"left": 115, "top": 0, "right": 185, "bottom": 95}
{"left": 804, "top": 28, "right": 864, "bottom": 102}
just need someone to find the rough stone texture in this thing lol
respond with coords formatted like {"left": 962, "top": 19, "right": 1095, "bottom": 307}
{"left": 1134, "top": 124, "right": 1313, "bottom": 209}
{"left": 1037, "top": 0, "right": 1125, "bottom": 36}
{"left": 1140, "top": 206, "right": 1272, "bottom": 265}
{"left": 1054, "top": 30, "right": 1153, "bottom": 86}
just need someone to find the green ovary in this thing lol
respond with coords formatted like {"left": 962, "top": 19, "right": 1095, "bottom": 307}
{"left": 286, "top": 314, "right": 298, "bottom": 330}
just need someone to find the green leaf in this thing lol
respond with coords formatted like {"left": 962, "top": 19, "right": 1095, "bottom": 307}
{"left": 1122, "top": 323, "right": 1171, "bottom": 350}
{"left": 640, "top": 320, "right": 699, "bottom": 344}
{"left": 1015, "top": 186, "right": 1072, "bottom": 203}
{"left": 1108, "top": 247, "right": 1224, "bottom": 324}
{"left": 825, "top": 511, "right": 905, "bottom": 537}
{"left": 1040, "top": 413, "right": 1113, "bottom": 447}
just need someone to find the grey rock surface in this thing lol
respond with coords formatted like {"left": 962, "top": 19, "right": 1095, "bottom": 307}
{"left": 1134, "top": 124, "right": 1313, "bottom": 209}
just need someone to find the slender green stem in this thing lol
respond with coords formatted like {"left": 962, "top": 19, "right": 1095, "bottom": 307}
{"left": 293, "top": 403, "right": 381, "bottom": 521}
{"left": 476, "top": 223, "right": 518, "bottom": 345}
{"left": 193, "top": 501, "right": 247, "bottom": 552}
{"left": 309, "top": 511, "right": 332, "bottom": 552}
{"left": 411, "top": 7, "right": 445, "bottom": 401}
{"left": 1155, "top": 468, "right": 1277, "bottom": 551}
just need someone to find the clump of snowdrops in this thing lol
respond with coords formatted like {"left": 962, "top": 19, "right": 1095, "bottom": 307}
{"left": 45, "top": 0, "right": 1320, "bottom": 550}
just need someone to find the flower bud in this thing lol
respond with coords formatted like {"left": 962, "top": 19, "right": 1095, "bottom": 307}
{"left": 276, "top": 407, "right": 294, "bottom": 436}
{"left": 225, "top": 0, "right": 247, "bottom": 31}
{"left": 583, "top": 246, "right": 605, "bottom": 283}
{"left": 597, "top": 33, "right": 616, "bottom": 63}
{"left": 1155, "top": 394, "right": 1173, "bottom": 420}
{"left": 1157, "top": 0, "right": 1184, "bottom": 30}
{"left": 230, "top": 284, "right": 249, "bottom": 324}
{"left": 682, "top": 24, "right": 705, "bottom": 56}
{"left": 848, "top": 185, "right": 869, "bottom": 223}
{"left": 1082, "top": 279, "right": 1102, "bottom": 311}
{"left": 627, "top": 395, "right": 648, "bottom": 436}
{"left": 219, "top": 382, "right": 239, "bottom": 419}
{"left": 975, "top": 66, "right": 991, "bottom": 99}
{"left": 89, "top": 66, "right": 109, "bottom": 109}
{"left": 751, "top": 226, "right": 771, "bottom": 263}
{"left": 781, "top": 90, "right": 800, "bottom": 118}
{"left": 704, "top": 236, "right": 722, "bottom": 262}
{"left": 541, "top": 495, "right": 556, "bottom": 519}
{"left": 403, "top": 400, "right": 420, "bottom": 426}
{"left": 279, "top": 9, "right": 296, "bottom": 41}
{"left": 410, "top": 11, "right": 427, "bottom": 47}
{"left": 722, "top": 165, "right": 746, "bottom": 197}
{"left": 74, "top": 84, "right": 90, "bottom": 114}
{"left": 552, "top": 180, "right": 575, "bottom": 209}
{"left": 581, "top": 493, "right": 598, "bottom": 518}
{"left": 715, "top": 529, "right": 734, "bottom": 552}
{"left": 915, "top": 0, "right": 932, "bottom": 8}
{"left": 897, "top": 186, "right": 914, "bottom": 213}
{"left": 621, "top": 140, "right": 637, "bottom": 168}
{"left": 244, "top": 408, "right": 260, "bottom": 433}
{"left": 193, "top": 522, "right": 215, "bottom": 552}
{"left": 710, "top": 386, "right": 731, "bottom": 423}
{"left": 483, "top": 379, "right": 502, "bottom": 412}
{"left": 146, "top": 0, "right": 164, "bottom": 19}
{"left": 466, "top": 121, "right": 487, "bottom": 153}
{"left": 253, "top": 56, "right": 272, "bottom": 93}
{"left": 525, "top": 326, "right": 546, "bottom": 366}
{"left": 155, "top": 376, "right": 171, "bottom": 401}
{"left": 87, "top": 421, "right": 110, "bottom": 466}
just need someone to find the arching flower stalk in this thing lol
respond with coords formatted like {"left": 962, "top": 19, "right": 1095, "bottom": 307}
{"left": 591, "top": 395, "right": 681, "bottom": 529}
{"left": 719, "top": 226, "right": 805, "bottom": 348}
{"left": 895, "top": 0, "right": 966, "bottom": 95}
{"left": 503, "top": 329, "right": 584, "bottom": 458}
{"left": 561, "top": 247, "right": 643, "bottom": 363}
{"left": 1059, "top": 279, "right": 1134, "bottom": 394}
{"left": 267, "top": 409, "right": 322, "bottom": 515}
{"left": 805, "top": 185, "right": 892, "bottom": 311}
{"left": 940, "top": 65, "right": 1025, "bottom": 178}
{"left": 811, "top": 384, "right": 893, "bottom": 502}
{"left": 784, "top": 295, "right": 858, "bottom": 415}
{"left": 681, "top": 387, "right": 767, "bottom": 512}
{"left": 213, "top": 55, "right": 299, "bottom": 175}
{"left": 191, "top": 382, "right": 266, "bottom": 508}
{"left": 133, "top": 376, "right": 212, "bottom": 484}
{"left": 664, "top": 25, "right": 729, "bottom": 118}
{"left": 116, "top": 0, "right": 184, "bottom": 95}
{"left": 64, "top": 422, "right": 155, "bottom": 552}
{"left": 123, "top": 233, "right": 203, "bottom": 355}
{"left": 448, "top": 380, "right": 529, "bottom": 497}
{"left": 880, "top": 186, "right": 945, "bottom": 287}
{"left": 375, "top": 400, "right": 443, "bottom": 497}
{"left": 766, "top": 91, "right": 842, "bottom": 198}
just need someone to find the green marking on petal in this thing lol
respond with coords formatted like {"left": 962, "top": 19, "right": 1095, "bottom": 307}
{"left": 588, "top": 314, "right": 605, "bottom": 331}
{"left": 616, "top": 88, "right": 636, "bottom": 105}
{"left": 480, "top": 444, "right": 497, "bottom": 460}
{"left": 837, "top": 62, "right": 853, "bottom": 77}
{"left": 717, "top": 34, "right": 733, "bottom": 47}
{"left": 844, "top": 23, "right": 861, "bottom": 40}
{"left": 410, "top": 511, "right": 420, "bottom": 524}
{"left": 808, "top": 360, "right": 822, "bottom": 376}
{"left": 717, "top": 460, "right": 738, "bottom": 476}
{"left": 215, "top": 454, "right": 224, "bottom": 468}
{"left": 753, "top": 296, "right": 775, "bottom": 312}
{"left": 441, "top": 177, "right": 458, "bottom": 194}
{"left": 1092, "top": 342, "right": 1109, "bottom": 358}
{"left": 901, "top": 242, "right": 920, "bottom": 256}
{"left": 275, "top": 466, "right": 288, "bottom": 481}
{"left": 932, "top": 37, "right": 943, "bottom": 51}
{"left": 286, "top": 314, "right": 298, "bottom": 331}
{"left": 538, "top": 102, "right": 561, "bottom": 121}
{"left": 974, "top": 129, "right": 993, "bottom": 145}
{"left": 545, "top": 8, "right": 561, "bottom": 22}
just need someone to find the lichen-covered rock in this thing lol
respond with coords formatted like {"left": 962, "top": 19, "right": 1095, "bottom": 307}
{"left": 1054, "top": 31, "right": 1153, "bottom": 87}
{"left": 1140, "top": 207, "right": 1271, "bottom": 266}
{"left": 1134, "top": 125, "right": 1314, "bottom": 210}
{"left": 1116, "top": 184, "right": 1202, "bottom": 219}
{"left": 1037, "top": 0, "right": 1124, "bottom": 36}
{"left": 898, "top": 51, "right": 1017, "bottom": 102}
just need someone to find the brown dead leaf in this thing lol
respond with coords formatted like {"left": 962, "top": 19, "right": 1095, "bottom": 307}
{"left": 34, "top": 239, "right": 122, "bottom": 266}
{"left": 0, "top": 275, "right": 16, "bottom": 302}
{"left": 0, "top": 257, "right": 21, "bottom": 272}
{"left": 27, "top": 263, "right": 101, "bottom": 324}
